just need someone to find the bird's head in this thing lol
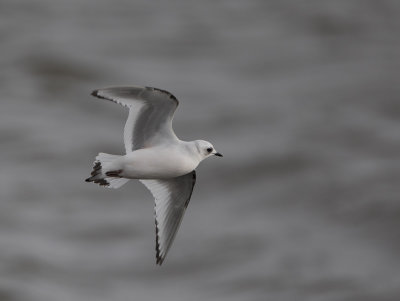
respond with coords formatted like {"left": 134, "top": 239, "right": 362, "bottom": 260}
{"left": 195, "top": 140, "right": 223, "bottom": 161}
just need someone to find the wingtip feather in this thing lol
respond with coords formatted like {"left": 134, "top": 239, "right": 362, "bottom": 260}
{"left": 146, "top": 86, "right": 179, "bottom": 105}
{"left": 155, "top": 218, "right": 164, "bottom": 265}
{"left": 91, "top": 89, "right": 105, "bottom": 99}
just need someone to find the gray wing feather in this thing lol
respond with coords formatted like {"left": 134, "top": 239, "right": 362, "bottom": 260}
{"left": 140, "top": 171, "right": 196, "bottom": 265}
{"left": 91, "top": 86, "right": 179, "bottom": 153}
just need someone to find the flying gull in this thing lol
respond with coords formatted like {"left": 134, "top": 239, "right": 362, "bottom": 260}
{"left": 85, "top": 86, "right": 222, "bottom": 265}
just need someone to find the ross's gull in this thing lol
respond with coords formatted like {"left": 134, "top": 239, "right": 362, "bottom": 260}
{"left": 85, "top": 86, "right": 222, "bottom": 265}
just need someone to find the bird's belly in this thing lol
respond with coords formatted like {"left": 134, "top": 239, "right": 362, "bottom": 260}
{"left": 121, "top": 149, "right": 197, "bottom": 179}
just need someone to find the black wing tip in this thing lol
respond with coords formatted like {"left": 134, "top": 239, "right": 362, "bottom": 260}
{"left": 146, "top": 86, "right": 179, "bottom": 104}
{"left": 155, "top": 218, "right": 164, "bottom": 265}
{"left": 91, "top": 89, "right": 109, "bottom": 100}
{"left": 156, "top": 256, "right": 164, "bottom": 265}
{"left": 91, "top": 89, "right": 106, "bottom": 99}
{"left": 92, "top": 86, "right": 178, "bottom": 105}
{"left": 91, "top": 89, "right": 114, "bottom": 104}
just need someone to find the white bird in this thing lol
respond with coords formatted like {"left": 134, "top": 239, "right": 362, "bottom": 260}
{"left": 85, "top": 86, "right": 222, "bottom": 265}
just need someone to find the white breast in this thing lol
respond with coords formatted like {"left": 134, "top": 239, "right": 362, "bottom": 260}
{"left": 121, "top": 146, "right": 198, "bottom": 179}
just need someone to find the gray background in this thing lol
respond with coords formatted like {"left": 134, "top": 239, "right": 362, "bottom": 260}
{"left": 1, "top": 1, "right": 400, "bottom": 300}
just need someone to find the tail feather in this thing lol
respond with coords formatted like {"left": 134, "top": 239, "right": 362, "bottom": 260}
{"left": 106, "top": 177, "right": 130, "bottom": 189}
{"left": 85, "top": 153, "right": 130, "bottom": 189}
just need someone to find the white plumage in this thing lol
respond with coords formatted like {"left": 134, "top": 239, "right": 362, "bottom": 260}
{"left": 85, "top": 86, "right": 222, "bottom": 265}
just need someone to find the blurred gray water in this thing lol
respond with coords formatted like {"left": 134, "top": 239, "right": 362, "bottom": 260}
{"left": 1, "top": 1, "right": 400, "bottom": 300}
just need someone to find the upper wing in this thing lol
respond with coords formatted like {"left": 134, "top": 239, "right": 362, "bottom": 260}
{"left": 91, "top": 86, "right": 179, "bottom": 153}
{"left": 140, "top": 171, "right": 196, "bottom": 265}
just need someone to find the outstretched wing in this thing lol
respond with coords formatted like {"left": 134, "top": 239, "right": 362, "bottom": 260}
{"left": 140, "top": 171, "right": 196, "bottom": 265}
{"left": 91, "top": 86, "right": 179, "bottom": 153}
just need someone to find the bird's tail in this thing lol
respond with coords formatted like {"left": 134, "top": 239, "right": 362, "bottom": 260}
{"left": 85, "top": 153, "right": 130, "bottom": 189}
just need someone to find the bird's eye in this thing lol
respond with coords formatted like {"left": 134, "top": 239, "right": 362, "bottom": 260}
{"left": 207, "top": 147, "right": 213, "bottom": 153}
